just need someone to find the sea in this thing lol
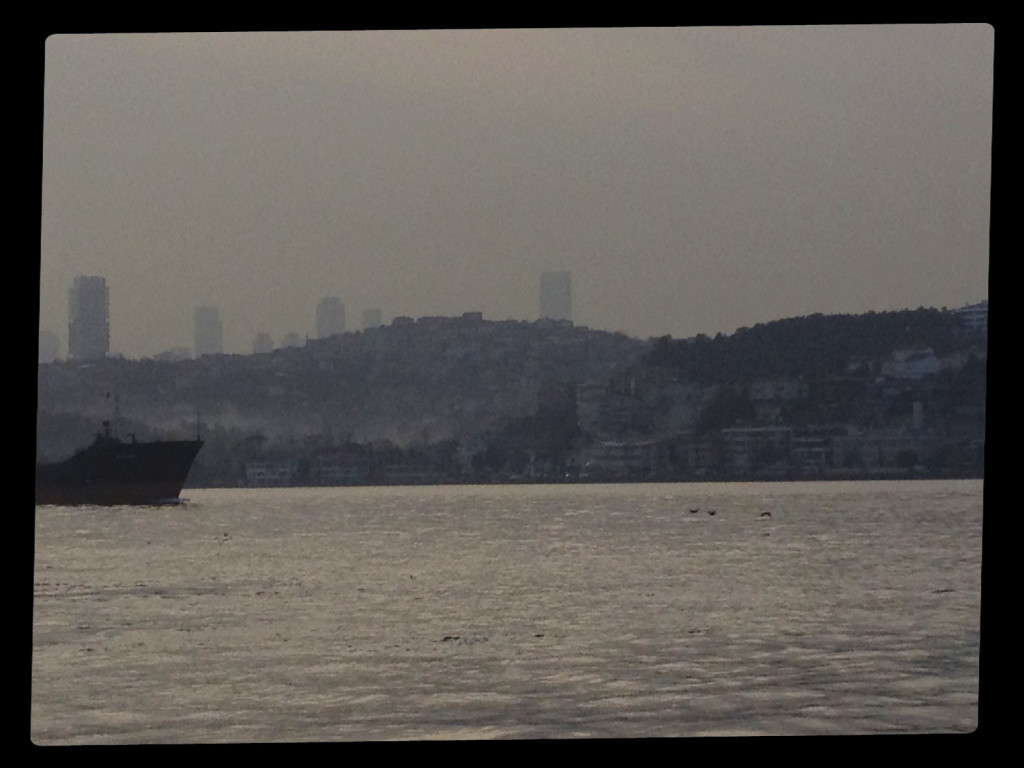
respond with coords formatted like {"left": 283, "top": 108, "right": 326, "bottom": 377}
{"left": 30, "top": 479, "right": 983, "bottom": 744}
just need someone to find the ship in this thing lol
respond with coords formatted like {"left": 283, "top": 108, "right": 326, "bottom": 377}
{"left": 35, "top": 421, "right": 204, "bottom": 506}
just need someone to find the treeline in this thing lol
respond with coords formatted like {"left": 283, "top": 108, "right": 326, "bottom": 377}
{"left": 644, "top": 308, "right": 967, "bottom": 383}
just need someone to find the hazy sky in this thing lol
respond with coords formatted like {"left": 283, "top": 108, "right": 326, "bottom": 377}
{"left": 40, "top": 25, "right": 993, "bottom": 358}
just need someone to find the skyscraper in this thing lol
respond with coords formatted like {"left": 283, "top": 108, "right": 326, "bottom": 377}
{"left": 68, "top": 275, "right": 109, "bottom": 360}
{"left": 316, "top": 296, "right": 345, "bottom": 338}
{"left": 194, "top": 306, "right": 223, "bottom": 357}
{"left": 540, "top": 271, "right": 572, "bottom": 321}
{"left": 362, "top": 308, "right": 383, "bottom": 330}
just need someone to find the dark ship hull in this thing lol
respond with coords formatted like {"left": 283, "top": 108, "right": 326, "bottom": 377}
{"left": 36, "top": 434, "right": 204, "bottom": 506}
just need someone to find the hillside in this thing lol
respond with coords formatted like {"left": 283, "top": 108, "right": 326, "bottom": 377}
{"left": 36, "top": 307, "right": 987, "bottom": 484}
{"left": 642, "top": 308, "right": 970, "bottom": 383}
{"left": 36, "top": 315, "right": 647, "bottom": 461}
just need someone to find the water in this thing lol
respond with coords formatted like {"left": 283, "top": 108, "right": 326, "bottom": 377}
{"left": 31, "top": 480, "right": 982, "bottom": 743}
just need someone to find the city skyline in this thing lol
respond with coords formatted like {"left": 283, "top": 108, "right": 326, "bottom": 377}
{"left": 38, "top": 275, "right": 989, "bottom": 362}
{"left": 40, "top": 270, "right": 587, "bottom": 359}
{"left": 39, "top": 27, "right": 993, "bottom": 358}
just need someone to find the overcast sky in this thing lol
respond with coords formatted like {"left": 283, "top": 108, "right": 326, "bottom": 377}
{"left": 39, "top": 25, "right": 994, "bottom": 358}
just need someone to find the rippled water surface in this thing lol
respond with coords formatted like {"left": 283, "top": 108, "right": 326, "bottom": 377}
{"left": 32, "top": 480, "right": 982, "bottom": 743}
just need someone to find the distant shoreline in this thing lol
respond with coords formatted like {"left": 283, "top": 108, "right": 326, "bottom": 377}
{"left": 191, "top": 469, "right": 985, "bottom": 490}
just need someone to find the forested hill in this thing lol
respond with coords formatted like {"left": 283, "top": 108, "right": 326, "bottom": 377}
{"left": 642, "top": 308, "right": 976, "bottom": 383}
{"left": 36, "top": 307, "right": 986, "bottom": 473}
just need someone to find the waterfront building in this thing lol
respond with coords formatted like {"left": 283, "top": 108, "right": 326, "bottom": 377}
{"left": 245, "top": 456, "right": 299, "bottom": 487}
{"left": 310, "top": 452, "right": 371, "bottom": 486}
{"left": 577, "top": 439, "right": 662, "bottom": 478}
{"left": 721, "top": 426, "right": 793, "bottom": 474}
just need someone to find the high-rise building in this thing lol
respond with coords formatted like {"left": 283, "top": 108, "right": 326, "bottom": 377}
{"left": 540, "top": 271, "right": 572, "bottom": 321}
{"left": 68, "top": 275, "right": 109, "bottom": 360}
{"left": 194, "top": 306, "right": 223, "bottom": 357}
{"left": 316, "top": 296, "right": 345, "bottom": 338}
{"left": 362, "top": 308, "right": 383, "bottom": 329}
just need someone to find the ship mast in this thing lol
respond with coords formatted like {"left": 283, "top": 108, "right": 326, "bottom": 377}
{"left": 105, "top": 392, "right": 120, "bottom": 438}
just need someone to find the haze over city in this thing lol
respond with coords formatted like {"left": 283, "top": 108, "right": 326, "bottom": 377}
{"left": 39, "top": 25, "right": 993, "bottom": 359}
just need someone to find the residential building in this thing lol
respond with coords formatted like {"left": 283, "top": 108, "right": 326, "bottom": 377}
{"left": 830, "top": 429, "right": 940, "bottom": 473}
{"left": 881, "top": 348, "right": 941, "bottom": 380}
{"left": 749, "top": 377, "right": 808, "bottom": 424}
{"left": 953, "top": 300, "right": 988, "bottom": 334}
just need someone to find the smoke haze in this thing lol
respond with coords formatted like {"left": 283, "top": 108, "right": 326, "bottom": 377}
{"left": 39, "top": 26, "right": 993, "bottom": 358}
